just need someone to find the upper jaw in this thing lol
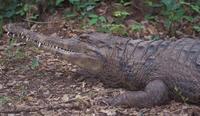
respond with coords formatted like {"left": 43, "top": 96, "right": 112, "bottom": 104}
{"left": 3, "top": 23, "right": 106, "bottom": 73}
{"left": 3, "top": 23, "right": 100, "bottom": 56}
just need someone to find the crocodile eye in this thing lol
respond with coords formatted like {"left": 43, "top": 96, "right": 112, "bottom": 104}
{"left": 8, "top": 32, "right": 14, "bottom": 37}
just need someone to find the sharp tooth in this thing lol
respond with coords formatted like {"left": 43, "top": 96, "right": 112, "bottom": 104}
{"left": 55, "top": 46, "right": 58, "bottom": 49}
{"left": 20, "top": 32, "right": 24, "bottom": 36}
{"left": 26, "top": 37, "right": 29, "bottom": 41}
{"left": 7, "top": 32, "right": 10, "bottom": 36}
{"left": 38, "top": 42, "right": 41, "bottom": 47}
{"left": 22, "top": 36, "right": 25, "bottom": 39}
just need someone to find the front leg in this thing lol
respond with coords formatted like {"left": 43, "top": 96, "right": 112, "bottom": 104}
{"left": 106, "top": 80, "right": 169, "bottom": 108}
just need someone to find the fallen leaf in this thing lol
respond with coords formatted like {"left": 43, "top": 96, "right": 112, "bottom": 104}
{"left": 62, "top": 94, "right": 69, "bottom": 102}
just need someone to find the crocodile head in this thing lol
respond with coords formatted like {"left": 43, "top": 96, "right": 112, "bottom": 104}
{"left": 3, "top": 23, "right": 107, "bottom": 74}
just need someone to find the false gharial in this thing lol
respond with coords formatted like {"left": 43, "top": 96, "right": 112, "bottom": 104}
{"left": 3, "top": 23, "right": 200, "bottom": 108}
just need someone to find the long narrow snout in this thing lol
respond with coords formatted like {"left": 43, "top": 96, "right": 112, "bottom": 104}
{"left": 3, "top": 23, "right": 91, "bottom": 54}
{"left": 3, "top": 23, "right": 104, "bottom": 73}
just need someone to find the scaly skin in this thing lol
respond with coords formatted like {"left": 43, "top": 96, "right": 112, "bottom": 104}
{"left": 3, "top": 23, "right": 200, "bottom": 108}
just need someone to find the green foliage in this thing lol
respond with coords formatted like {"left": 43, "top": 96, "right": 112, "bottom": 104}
{"left": 0, "top": 0, "right": 18, "bottom": 18}
{"left": 98, "top": 24, "right": 127, "bottom": 35}
{"left": 193, "top": 25, "right": 200, "bottom": 32}
{"left": 0, "top": 0, "right": 18, "bottom": 36}
{"left": 181, "top": 1, "right": 200, "bottom": 14}
{"left": 110, "top": 24, "right": 126, "bottom": 35}
{"left": 161, "top": 0, "right": 185, "bottom": 29}
{"left": 117, "top": 0, "right": 131, "bottom": 6}
{"left": 46, "top": 0, "right": 65, "bottom": 12}
{"left": 16, "top": 3, "right": 31, "bottom": 16}
{"left": 174, "top": 86, "right": 189, "bottom": 103}
{"left": 150, "top": 35, "right": 160, "bottom": 41}
{"left": 0, "top": 0, "right": 199, "bottom": 37}
{"left": 56, "top": 0, "right": 65, "bottom": 6}
{"left": 0, "top": 96, "right": 10, "bottom": 106}
{"left": 88, "top": 14, "right": 106, "bottom": 25}
{"left": 0, "top": 0, "right": 39, "bottom": 18}
{"left": 113, "top": 11, "right": 129, "bottom": 18}
{"left": 0, "top": 0, "right": 66, "bottom": 36}
{"left": 131, "top": 23, "right": 144, "bottom": 32}
{"left": 31, "top": 57, "right": 39, "bottom": 69}
{"left": 145, "top": 0, "right": 200, "bottom": 35}
{"left": 5, "top": 37, "right": 26, "bottom": 59}
{"left": 69, "top": 0, "right": 100, "bottom": 14}
{"left": 113, "top": 10, "right": 129, "bottom": 23}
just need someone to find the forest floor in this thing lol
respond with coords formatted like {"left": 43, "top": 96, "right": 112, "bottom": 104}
{"left": 0, "top": 4, "right": 200, "bottom": 115}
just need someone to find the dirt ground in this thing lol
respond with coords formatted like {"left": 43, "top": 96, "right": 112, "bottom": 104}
{"left": 0, "top": 14, "right": 200, "bottom": 116}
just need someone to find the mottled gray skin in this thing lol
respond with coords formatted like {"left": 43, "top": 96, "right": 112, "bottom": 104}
{"left": 3, "top": 23, "right": 200, "bottom": 108}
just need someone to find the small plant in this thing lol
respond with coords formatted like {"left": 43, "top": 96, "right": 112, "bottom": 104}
{"left": 98, "top": 24, "right": 127, "bottom": 35}
{"left": 31, "top": 57, "right": 39, "bottom": 69}
{"left": 118, "top": 0, "right": 129, "bottom": 4}
{"left": 174, "top": 86, "right": 189, "bottom": 103}
{"left": 5, "top": 37, "right": 26, "bottom": 60}
{"left": 0, "top": 96, "right": 10, "bottom": 106}
{"left": 16, "top": 3, "right": 32, "bottom": 16}
{"left": 193, "top": 25, "right": 200, "bottom": 32}
{"left": 145, "top": 0, "right": 200, "bottom": 36}
{"left": 55, "top": 0, "right": 65, "bottom": 6}
{"left": 113, "top": 10, "right": 129, "bottom": 23}
{"left": 69, "top": 0, "right": 100, "bottom": 16}
{"left": 88, "top": 14, "right": 106, "bottom": 25}
{"left": 131, "top": 22, "right": 144, "bottom": 32}
{"left": 5, "top": 37, "right": 17, "bottom": 58}
{"left": 150, "top": 35, "right": 160, "bottom": 41}
{"left": 64, "top": 10, "right": 78, "bottom": 19}
{"left": 161, "top": 0, "right": 185, "bottom": 35}
{"left": 110, "top": 24, "right": 126, "bottom": 35}
{"left": 113, "top": 11, "right": 130, "bottom": 18}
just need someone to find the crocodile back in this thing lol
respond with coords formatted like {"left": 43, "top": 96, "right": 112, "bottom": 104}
{"left": 154, "top": 38, "right": 200, "bottom": 103}
{"left": 99, "top": 36, "right": 200, "bottom": 104}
